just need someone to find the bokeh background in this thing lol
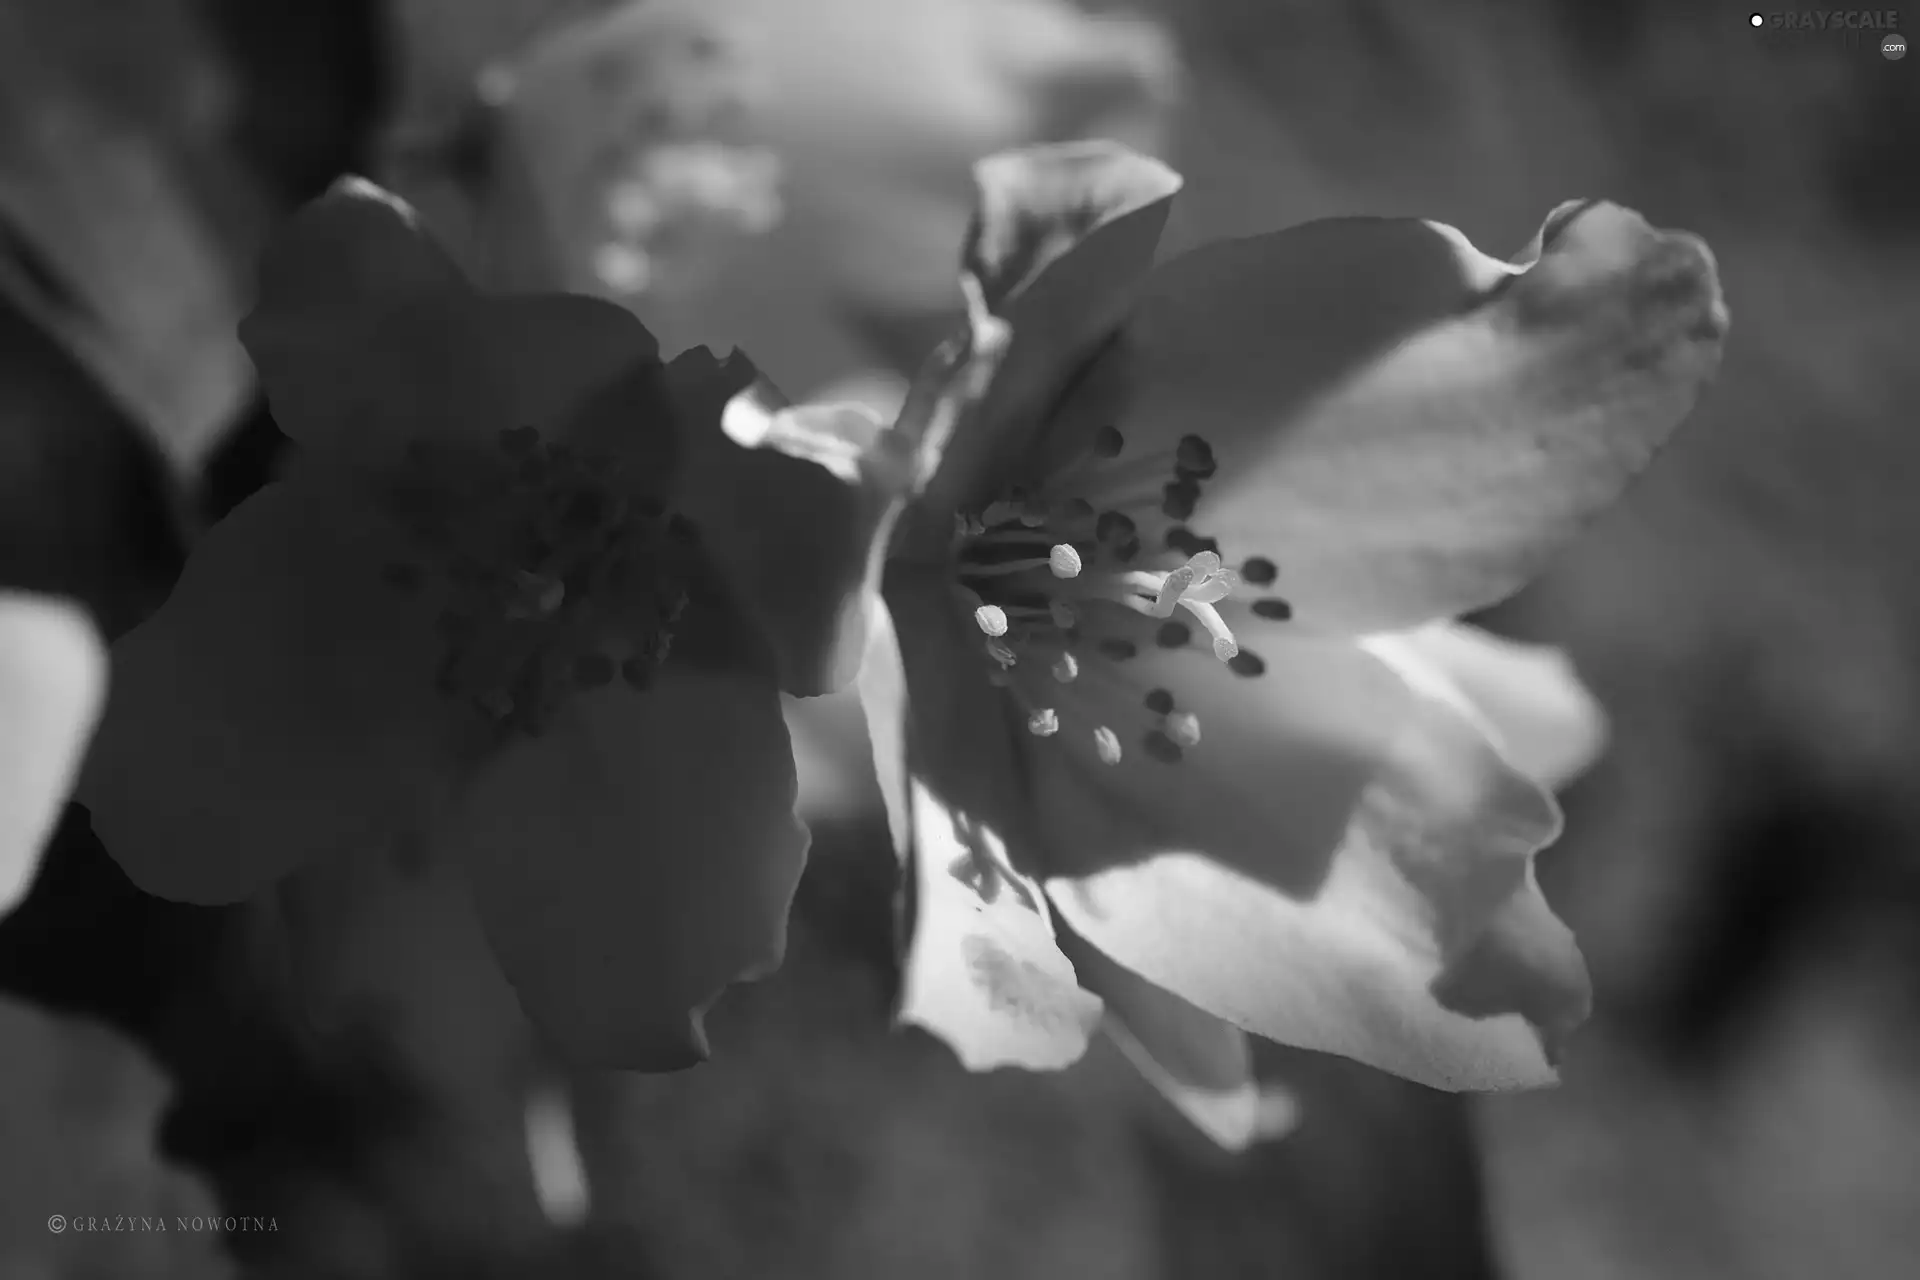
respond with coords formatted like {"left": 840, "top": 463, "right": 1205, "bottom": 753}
{"left": 3, "top": 1, "right": 1918, "bottom": 1277}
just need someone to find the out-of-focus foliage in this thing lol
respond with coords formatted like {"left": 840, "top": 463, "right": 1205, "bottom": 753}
{"left": 0, "top": 0, "right": 256, "bottom": 473}
{"left": 0, "top": 997, "right": 232, "bottom": 1280}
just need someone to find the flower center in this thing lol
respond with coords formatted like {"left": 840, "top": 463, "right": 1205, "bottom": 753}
{"left": 949, "top": 427, "right": 1293, "bottom": 767}
{"left": 372, "top": 426, "right": 694, "bottom": 736}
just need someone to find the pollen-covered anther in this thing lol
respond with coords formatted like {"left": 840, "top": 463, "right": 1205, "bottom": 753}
{"left": 1049, "top": 543, "right": 1083, "bottom": 579}
{"left": 974, "top": 604, "right": 1009, "bottom": 637}
{"left": 1166, "top": 711, "right": 1201, "bottom": 748}
{"left": 1027, "top": 708, "right": 1060, "bottom": 737}
{"left": 1052, "top": 652, "right": 1080, "bottom": 683}
{"left": 1093, "top": 726, "right": 1123, "bottom": 765}
{"left": 1201, "top": 617, "right": 1240, "bottom": 662}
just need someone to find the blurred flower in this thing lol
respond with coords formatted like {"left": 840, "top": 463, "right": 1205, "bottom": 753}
{"left": 470, "top": 0, "right": 1178, "bottom": 394}
{"left": 685, "top": 141, "right": 1725, "bottom": 1147}
{"left": 77, "top": 180, "right": 808, "bottom": 1071}
{"left": 0, "top": 592, "right": 105, "bottom": 916}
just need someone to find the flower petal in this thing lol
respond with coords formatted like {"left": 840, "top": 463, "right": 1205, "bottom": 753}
{"left": 1053, "top": 201, "right": 1727, "bottom": 631}
{"left": 1366, "top": 623, "right": 1608, "bottom": 791}
{"left": 242, "top": 180, "right": 664, "bottom": 468}
{"left": 442, "top": 590, "right": 808, "bottom": 1071}
{"left": 77, "top": 474, "right": 463, "bottom": 903}
{"left": 858, "top": 584, "right": 1101, "bottom": 1070}
{"left": 1030, "top": 613, "right": 1587, "bottom": 1089}
{"left": 0, "top": 594, "right": 105, "bottom": 916}
{"left": 897, "top": 774, "right": 1105, "bottom": 1072}
{"left": 250, "top": 177, "right": 470, "bottom": 314}
{"left": 673, "top": 348, "right": 892, "bottom": 696}
{"left": 908, "top": 141, "right": 1182, "bottom": 538}
{"left": 1065, "top": 932, "right": 1293, "bottom": 1150}
{"left": 852, "top": 590, "right": 912, "bottom": 858}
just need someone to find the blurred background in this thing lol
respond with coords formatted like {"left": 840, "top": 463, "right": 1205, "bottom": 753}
{"left": 2, "top": 0, "right": 1918, "bottom": 1276}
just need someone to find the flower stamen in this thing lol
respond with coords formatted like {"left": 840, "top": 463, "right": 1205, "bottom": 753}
{"left": 974, "top": 604, "right": 1010, "bottom": 637}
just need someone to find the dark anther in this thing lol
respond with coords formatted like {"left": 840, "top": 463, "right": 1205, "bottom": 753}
{"left": 380, "top": 562, "right": 425, "bottom": 593}
{"left": 1175, "top": 434, "right": 1216, "bottom": 479}
{"left": 1228, "top": 650, "right": 1267, "bottom": 678}
{"left": 1093, "top": 425, "right": 1125, "bottom": 458}
{"left": 1160, "top": 480, "right": 1200, "bottom": 521}
{"left": 1095, "top": 510, "right": 1137, "bottom": 544}
{"left": 562, "top": 488, "right": 609, "bottom": 531}
{"left": 1251, "top": 598, "right": 1294, "bottom": 621}
{"left": 1114, "top": 536, "right": 1141, "bottom": 563}
{"left": 1097, "top": 638, "right": 1138, "bottom": 661}
{"left": 498, "top": 425, "right": 541, "bottom": 457}
{"left": 1143, "top": 730, "right": 1184, "bottom": 764}
{"left": 621, "top": 656, "right": 656, "bottom": 690}
{"left": 1058, "top": 497, "right": 1096, "bottom": 523}
{"left": 1155, "top": 621, "right": 1192, "bottom": 648}
{"left": 573, "top": 653, "right": 615, "bottom": 687}
{"left": 1165, "top": 527, "right": 1219, "bottom": 557}
{"left": 1144, "top": 688, "right": 1176, "bottom": 716}
{"left": 667, "top": 513, "right": 700, "bottom": 545}
{"left": 1240, "top": 557, "right": 1279, "bottom": 586}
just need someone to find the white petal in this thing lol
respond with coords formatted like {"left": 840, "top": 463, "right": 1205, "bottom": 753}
{"left": 1, "top": 594, "right": 105, "bottom": 915}
{"left": 1364, "top": 623, "right": 1608, "bottom": 790}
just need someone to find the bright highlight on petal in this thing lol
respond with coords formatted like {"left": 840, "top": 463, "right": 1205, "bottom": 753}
{"left": 1370, "top": 623, "right": 1609, "bottom": 790}
{"left": 1068, "top": 936, "right": 1295, "bottom": 1151}
{"left": 896, "top": 780, "right": 1103, "bottom": 1071}
{"left": 0, "top": 595, "right": 105, "bottom": 916}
